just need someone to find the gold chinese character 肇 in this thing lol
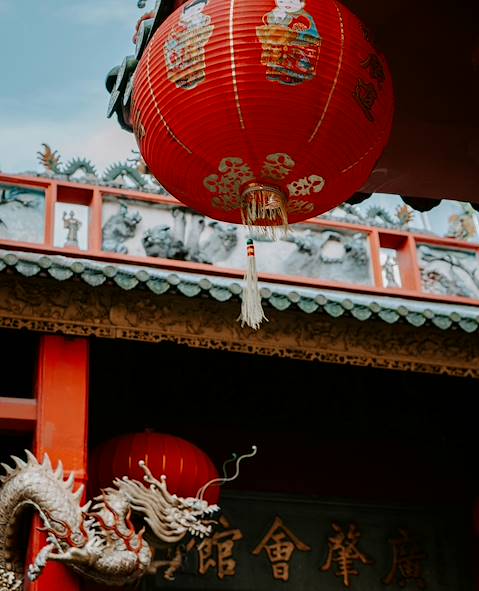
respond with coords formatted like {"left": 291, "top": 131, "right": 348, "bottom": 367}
{"left": 320, "top": 522, "right": 373, "bottom": 587}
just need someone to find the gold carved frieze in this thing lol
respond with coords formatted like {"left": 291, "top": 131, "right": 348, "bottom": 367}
{"left": 0, "top": 275, "right": 478, "bottom": 378}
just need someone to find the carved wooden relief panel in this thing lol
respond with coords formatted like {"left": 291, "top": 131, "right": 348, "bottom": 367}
{"left": 0, "top": 275, "right": 477, "bottom": 378}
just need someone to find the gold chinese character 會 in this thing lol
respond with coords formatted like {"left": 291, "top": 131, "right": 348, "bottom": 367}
{"left": 252, "top": 516, "right": 311, "bottom": 581}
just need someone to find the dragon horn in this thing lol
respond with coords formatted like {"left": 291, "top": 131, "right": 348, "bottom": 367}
{"left": 11, "top": 455, "right": 27, "bottom": 469}
{"left": 138, "top": 461, "right": 176, "bottom": 503}
{"left": 24, "top": 449, "right": 38, "bottom": 464}
{"left": 64, "top": 472, "right": 75, "bottom": 490}
{"left": 73, "top": 484, "right": 85, "bottom": 502}
{"left": 42, "top": 453, "right": 52, "bottom": 471}
{"left": 197, "top": 446, "right": 257, "bottom": 500}
{"left": 55, "top": 460, "right": 64, "bottom": 480}
{"left": 1, "top": 462, "right": 14, "bottom": 475}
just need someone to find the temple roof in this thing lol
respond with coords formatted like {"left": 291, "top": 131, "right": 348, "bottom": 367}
{"left": 2, "top": 249, "right": 478, "bottom": 334}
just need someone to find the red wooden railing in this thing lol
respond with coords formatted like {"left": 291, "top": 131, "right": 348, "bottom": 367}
{"left": 1, "top": 172, "right": 479, "bottom": 308}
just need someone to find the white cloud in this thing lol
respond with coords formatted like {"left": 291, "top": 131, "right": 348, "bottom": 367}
{"left": 0, "top": 116, "right": 138, "bottom": 176}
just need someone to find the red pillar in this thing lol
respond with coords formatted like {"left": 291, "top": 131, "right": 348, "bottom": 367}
{"left": 27, "top": 335, "right": 89, "bottom": 591}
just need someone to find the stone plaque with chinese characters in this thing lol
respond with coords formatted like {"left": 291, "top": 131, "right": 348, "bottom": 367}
{"left": 141, "top": 491, "right": 472, "bottom": 591}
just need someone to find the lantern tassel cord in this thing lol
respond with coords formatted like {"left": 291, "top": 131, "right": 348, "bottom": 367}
{"left": 238, "top": 239, "right": 268, "bottom": 330}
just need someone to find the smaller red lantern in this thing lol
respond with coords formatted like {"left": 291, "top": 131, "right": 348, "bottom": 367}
{"left": 89, "top": 432, "right": 220, "bottom": 505}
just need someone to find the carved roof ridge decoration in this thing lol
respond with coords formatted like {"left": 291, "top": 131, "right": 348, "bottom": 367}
{"left": 2, "top": 143, "right": 475, "bottom": 232}
{"left": 9, "top": 168, "right": 444, "bottom": 232}
{"left": 1, "top": 248, "right": 478, "bottom": 334}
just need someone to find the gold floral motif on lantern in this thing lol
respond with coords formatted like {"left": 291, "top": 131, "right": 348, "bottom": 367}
{"left": 286, "top": 200, "right": 314, "bottom": 215}
{"left": 205, "top": 154, "right": 324, "bottom": 213}
{"left": 261, "top": 153, "right": 296, "bottom": 180}
{"left": 204, "top": 157, "right": 255, "bottom": 211}
{"left": 287, "top": 174, "right": 325, "bottom": 197}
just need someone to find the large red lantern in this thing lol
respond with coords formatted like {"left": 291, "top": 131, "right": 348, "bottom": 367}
{"left": 89, "top": 432, "right": 220, "bottom": 505}
{"left": 129, "top": 0, "right": 394, "bottom": 328}
{"left": 131, "top": 0, "right": 393, "bottom": 227}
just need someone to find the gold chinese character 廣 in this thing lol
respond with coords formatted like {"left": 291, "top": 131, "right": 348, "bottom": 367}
{"left": 383, "top": 528, "right": 427, "bottom": 589}
{"left": 320, "top": 522, "right": 373, "bottom": 587}
{"left": 252, "top": 516, "right": 311, "bottom": 581}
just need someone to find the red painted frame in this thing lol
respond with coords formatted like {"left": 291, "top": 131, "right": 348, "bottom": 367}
{"left": 1, "top": 172, "right": 478, "bottom": 308}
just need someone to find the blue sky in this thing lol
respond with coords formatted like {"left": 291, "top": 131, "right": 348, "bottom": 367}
{"left": 0, "top": 0, "right": 143, "bottom": 174}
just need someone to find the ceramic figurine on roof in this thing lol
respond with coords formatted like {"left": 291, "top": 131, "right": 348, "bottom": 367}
{"left": 36, "top": 144, "right": 97, "bottom": 180}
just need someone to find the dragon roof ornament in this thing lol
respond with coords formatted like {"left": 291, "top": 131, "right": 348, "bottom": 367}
{"left": 0, "top": 448, "right": 259, "bottom": 590}
{"left": 34, "top": 144, "right": 167, "bottom": 194}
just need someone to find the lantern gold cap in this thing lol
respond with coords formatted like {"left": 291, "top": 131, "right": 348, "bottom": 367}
{"left": 240, "top": 183, "right": 288, "bottom": 236}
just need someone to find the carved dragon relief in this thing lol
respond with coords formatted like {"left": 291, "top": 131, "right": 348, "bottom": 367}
{"left": 0, "top": 451, "right": 221, "bottom": 590}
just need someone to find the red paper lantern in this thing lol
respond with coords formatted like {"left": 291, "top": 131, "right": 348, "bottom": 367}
{"left": 89, "top": 432, "right": 220, "bottom": 505}
{"left": 131, "top": 0, "right": 394, "bottom": 227}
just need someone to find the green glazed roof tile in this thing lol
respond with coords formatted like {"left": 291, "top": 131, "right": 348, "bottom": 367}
{"left": 459, "top": 318, "right": 478, "bottom": 333}
{"left": 324, "top": 302, "right": 344, "bottom": 318}
{"left": 378, "top": 309, "right": 400, "bottom": 323}
{"left": 297, "top": 298, "right": 319, "bottom": 314}
{"left": 269, "top": 295, "right": 291, "bottom": 311}
{"left": 177, "top": 282, "right": 202, "bottom": 297}
{"left": 146, "top": 278, "right": 170, "bottom": 295}
{"left": 350, "top": 306, "right": 372, "bottom": 321}
{"left": 16, "top": 261, "right": 41, "bottom": 277}
{"left": 1, "top": 249, "right": 479, "bottom": 334}
{"left": 209, "top": 286, "right": 233, "bottom": 302}
{"left": 81, "top": 270, "right": 107, "bottom": 287}
{"left": 114, "top": 273, "right": 139, "bottom": 290}
{"left": 48, "top": 265, "right": 73, "bottom": 281}
{"left": 405, "top": 313, "right": 427, "bottom": 327}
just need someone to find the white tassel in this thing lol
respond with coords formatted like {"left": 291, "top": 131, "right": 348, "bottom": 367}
{"left": 238, "top": 239, "right": 268, "bottom": 330}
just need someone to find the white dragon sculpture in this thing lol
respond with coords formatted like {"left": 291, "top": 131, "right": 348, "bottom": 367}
{"left": 0, "top": 450, "right": 221, "bottom": 590}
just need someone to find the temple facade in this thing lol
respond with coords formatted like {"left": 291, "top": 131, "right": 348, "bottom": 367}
{"left": 0, "top": 151, "right": 478, "bottom": 590}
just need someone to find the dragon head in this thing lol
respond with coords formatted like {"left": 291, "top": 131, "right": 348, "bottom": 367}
{"left": 114, "top": 461, "right": 220, "bottom": 545}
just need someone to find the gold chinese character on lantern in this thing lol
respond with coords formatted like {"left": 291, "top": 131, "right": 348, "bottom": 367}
{"left": 383, "top": 528, "right": 427, "bottom": 589}
{"left": 320, "top": 522, "right": 373, "bottom": 587}
{"left": 353, "top": 80, "right": 378, "bottom": 122}
{"left": 197, "top": 515, "right": 243, "bottom": 579}
{"left": 252, "top": 516, "right": 311, "bottom": 581}
{"left": 360, "top": 53, "right": 386, "bottom": 87}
